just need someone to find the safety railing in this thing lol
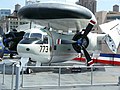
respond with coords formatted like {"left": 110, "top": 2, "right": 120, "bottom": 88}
{"left": 20, "top": 65, "right": 120, "bottom": 88}
{"left": 1, "top": 62, "right": 16, "bottom": 90}
{"left": 1, "top": 63, "right": 120, "bottom": 90}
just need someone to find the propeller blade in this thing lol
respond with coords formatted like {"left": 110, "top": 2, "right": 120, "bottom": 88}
{"left": 81, "top": 45, "right": 93, "bottom": 66}
{"left": 56, "top": 39, "right": 76, "bottom": 44}
{"left": 82, "top": 20, "right": 96, "bottom": 38}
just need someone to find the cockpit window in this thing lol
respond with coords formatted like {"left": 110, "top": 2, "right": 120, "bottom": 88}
{"left": 43, "top": 35, "right": 48, "bottom": 44}
{"left": 30, "top": 33, "right": 42, "bottom": 39}
{"left": 23, "top": 33, "right": 30, "bottom": 38}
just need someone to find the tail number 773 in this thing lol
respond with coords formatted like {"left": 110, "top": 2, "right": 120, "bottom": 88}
{"left": 40, "top": 45, "right": 48, "bottom": 53}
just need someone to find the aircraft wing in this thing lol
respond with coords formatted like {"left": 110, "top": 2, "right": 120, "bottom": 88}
{"left": 18, "top": 2, "right": 96, "bottom": 32}
{"left": 99, "top": 19, "right": 120, "bottom": 53}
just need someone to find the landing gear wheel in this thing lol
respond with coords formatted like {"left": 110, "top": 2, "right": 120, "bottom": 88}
{"left": 25, "top": 68, "right": 33, "bottom": 74}
{"left": 10, "top": 53, "right": 14, "bottom": 58}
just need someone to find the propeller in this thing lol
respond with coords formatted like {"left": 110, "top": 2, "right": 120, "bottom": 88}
{"left": 81, "top": 45, "right": 92, "bottom": 66}
{"left": 56, "top": 20, "right": 96, "bottom": 66}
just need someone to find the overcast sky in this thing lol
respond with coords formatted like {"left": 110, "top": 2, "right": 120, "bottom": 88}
{"left": 0, "top": 0, "right": 120, "bottom": 12}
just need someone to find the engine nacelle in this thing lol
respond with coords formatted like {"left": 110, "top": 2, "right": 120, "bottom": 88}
{"left": 87, "top": 33, "right": 98, "bottom": 51}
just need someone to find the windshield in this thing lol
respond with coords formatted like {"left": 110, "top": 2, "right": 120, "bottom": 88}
{"left": 22, "top": 32, "right": 48, "bottom": 44}
{"left": 43, "top": 35, "right": 48, "bottom": 44}
{"left": 23, "top": 33, "right": 30, "bottom": 38}
{"left": 30, "top": 33, "right": 42, "bottom": 39}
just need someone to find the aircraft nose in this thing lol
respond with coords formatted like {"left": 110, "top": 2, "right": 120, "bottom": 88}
{"left": 17, "top": 43, "right": 31, "bottom": 54}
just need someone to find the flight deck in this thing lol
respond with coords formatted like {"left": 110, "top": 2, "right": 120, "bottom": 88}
{"left": 0, "top": 56, "right": 120, "bottom": 90}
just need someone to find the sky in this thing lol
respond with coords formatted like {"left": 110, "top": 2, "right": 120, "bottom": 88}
{"left": 0, "top": 0, "right": 120, "bottom": 12}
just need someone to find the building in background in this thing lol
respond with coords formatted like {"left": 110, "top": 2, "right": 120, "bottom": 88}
{"left": 113, "top": 4, "right": 119, "bottom": 12}
{"left": 5, "top": 16, "right": 29, "bottom": 32}
{"left": 76, "top": 0, "right": 97, "bottom": 14}
{"left": 0, "top": 9, "right": 11, "bottom": 19}
{"left": 12, "top": 4, "right": 21, "bottom": 16}
{"left": 95, "top": 4, "right": 120, "bottom": 33}
{"left": 0, "top": 4, "right": 29, "bottom": 32}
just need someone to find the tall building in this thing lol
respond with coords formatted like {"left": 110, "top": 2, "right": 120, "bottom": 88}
{"left": 0, "top": 9, "right": 11, "bottom": 19}
{"left": 76, "top": 0, "right": 97, "bottom": 14}
{"left": 5, "top": 16, "right": 29, "bottom": 32}
{"left": 113, "top": 5, "right": 119, "bottom": 12}
{"left": 11, "top": 4, "right": 21, "bottom": 16}
{"left": 0, "top": 4, "right": 29, "bottom": 32}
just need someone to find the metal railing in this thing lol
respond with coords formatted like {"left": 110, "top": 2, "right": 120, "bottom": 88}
{"left": 20, "top": 65, "right": 120, "bottom": 88}
{"left": 1, "top": 63, "right": 16, "bottom": 90}
{"left": 1, "top": 63, "right": 120, "bottom": 90}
